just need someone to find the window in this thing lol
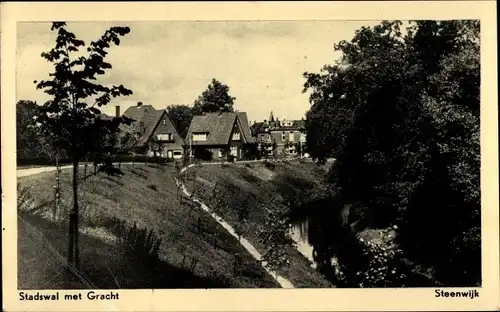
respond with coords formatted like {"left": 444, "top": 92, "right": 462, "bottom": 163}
{"left": 230, "top": 146, "right": 238, "bottom": 156}
{"left": 232, "top": 132, "right": 240, "bottom": 140}
{"left": 192, "top": 133, "right": 208, "bottom": 141}
{"left": 282, "top": 132, "right": 287, "bottom": 142}
{"left": 173, "top": 151, "right": 182, "bottom": 156}
{"left": 162, "top": 119, "right": 167, "bottom": 125}
{"left": 289, "top": 132, "right": 294, "bottom": 142}
{"left": 157, "top": 133, "right": 173, "bottom": 141}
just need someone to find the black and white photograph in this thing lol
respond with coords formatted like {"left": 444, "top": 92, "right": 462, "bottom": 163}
{"left": 13, "top": 18, "right": 483, "bottom": 290}
{"left": 2, "top": 2, "right": 498, "bottom": 311}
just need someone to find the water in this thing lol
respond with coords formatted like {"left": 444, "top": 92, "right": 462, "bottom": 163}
{"left": 289, "top": 221, "right": 317, "bottom": 269}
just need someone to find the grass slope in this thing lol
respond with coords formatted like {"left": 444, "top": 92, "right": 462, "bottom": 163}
{"left": 17, "top": 164, "right": 279, "bottom": 289}
{"left": 184, "top": 160, "right": 334, "bottom": 288}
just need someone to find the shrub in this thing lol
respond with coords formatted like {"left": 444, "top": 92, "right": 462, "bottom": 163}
{"left": 263, "top": 160, "right": 275, "bottom": 170}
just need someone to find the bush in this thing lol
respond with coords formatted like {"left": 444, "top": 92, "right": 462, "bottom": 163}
{"left": 193, "top": 147, "right": 213, "bottom": 161}
{"left": 263, "top": 160, "right": 275, "bottom": 170}
{"left": 17, "top": 157, "right": 72, "bottom": 167}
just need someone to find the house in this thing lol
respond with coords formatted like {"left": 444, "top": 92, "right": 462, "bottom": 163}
{"left": 251, "top": 111, "right": 306, "bottom": 157}
{"left": 185, "top": 111, "right": 254, "bottom": 161}
{"left": 121, "top": 102, "right": 185, "bottom": 159}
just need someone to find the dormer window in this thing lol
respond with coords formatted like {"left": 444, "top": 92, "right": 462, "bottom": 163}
{"left": 192, "top": 132, "right": 208, "bottom": 141}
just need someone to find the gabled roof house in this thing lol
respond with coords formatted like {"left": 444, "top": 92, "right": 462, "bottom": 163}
{"left": 185, "top": 111, "right": 254, "bottom": 160}
{"left": 121, "top": 102, "right": 185, "bottom": 159}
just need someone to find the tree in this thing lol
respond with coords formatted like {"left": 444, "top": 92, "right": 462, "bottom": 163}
{"left": 302, "top": 20, "right": 480, "bottom": 286}
{"left": 192, "top": 78, "right": 235, "bottom": 114}
{"left": 257, "top": 202, "right": 296, "bottom": 274}
{"left": 16, "top": 100, "right": 59, "bottom": 162}
{"left": 293, "top": 142, "right": 305, "bottom": 159}
{"left": 148, "top": 136, "right": 165, "bottom": 158}
{"left": 271, "top": 140, "right": 278, "bottom": 160}
{"left": 166, "top": 104, "right": 193, "bottom": 139}
{"left": 258, "top": 142, "right": 271, "bottom": 159}
{"left": 241, "top": 142, "right": 259, "bottom": 160}
{"left": 34, "top": 22, "right": 133, "bottom": 268}
{"left": 219, "top": 146, "right": 231, "bottom": 166}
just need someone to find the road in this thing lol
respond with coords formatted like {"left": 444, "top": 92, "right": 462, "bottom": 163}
{"left": 16, "top": 158, "right": 307, "bottom": 178}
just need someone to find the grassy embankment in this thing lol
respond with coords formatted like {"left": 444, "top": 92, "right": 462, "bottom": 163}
{"left": 17, "top": 163, "right": 280, "bottom": 289}
{"left": 184, "top": 160, "right": 334, "bottom": 288}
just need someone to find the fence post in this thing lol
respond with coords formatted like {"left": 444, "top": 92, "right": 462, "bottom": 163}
{"left": 53, "top": 156, "right": 61, "bottom": 221}
{"left": 197, "top": 216, "right": 202, "bottom": 233}
{"left": 83, "top": 157, "right": 88, "bottom": 181}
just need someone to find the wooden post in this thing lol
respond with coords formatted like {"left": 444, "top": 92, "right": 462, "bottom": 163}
{"left": 53, "top": 156, "right": 61, "bottom": 221}
{"left": 83, "top": 159, "right": 87, "bottom": 181}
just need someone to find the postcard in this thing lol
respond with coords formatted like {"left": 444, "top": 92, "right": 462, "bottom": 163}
{"left": 1, "top": 1, "right": 498, "bottom": 311}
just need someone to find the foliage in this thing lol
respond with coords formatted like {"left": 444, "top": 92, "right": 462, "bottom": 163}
{"left": 271, "top": 140, "right": 278, "bottom": 159}
{"left": 302, "top": 20, "right": 480, "bottom": 286}
{"left": 166, "top": 104, "right": 193, "bottom": 139}
{"left": 193, "top": 147, "right": 213, "bottom": 161}
{"left": 258, "top": 142, "right": 272, "bottom": 159}
{"left": 293, "top": 142, "right": 306, "bottom": 158}
{"left": 34, "top": 22, "right": 134, "bottom": 163}
{"left": 16, "top": 100, "right": 59, "bottom": 161}
{"left": 148, "top": 136, "right": 165, "bottom": 157}
{"left": 192, "top": 78, "right": 235, "bottom": 114}
{"left": 257, "top": 202, "right": 296, "bottom": 272}
{"left": 355, "top": 228, "right": 405, "bottom": 287}
{"left": 219, "top": 146, "right": 231, "bottom": 164}
{"left": 241, "top": 143, "right": 259, "bottom": 160}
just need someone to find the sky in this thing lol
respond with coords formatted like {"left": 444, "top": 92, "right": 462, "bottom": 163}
{"left": 16, "top": 21, "right": 381, "bottom": 123}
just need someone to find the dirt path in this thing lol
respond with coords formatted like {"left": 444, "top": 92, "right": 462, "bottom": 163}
{"left": 176, "top": 164, "right": 295, "bottom": 289}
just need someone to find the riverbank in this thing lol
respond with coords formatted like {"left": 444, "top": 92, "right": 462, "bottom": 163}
{"left": 183, "top": 160, "right": 334, "bottom": 287}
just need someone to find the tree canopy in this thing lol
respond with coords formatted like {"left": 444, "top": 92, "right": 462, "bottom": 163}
{"left": 302, "top": 20, "right": 480, "bottom": 286}
{"left": 34, "top": 22, "right": 134, "bottom": 162}
{"left": 166, "top": 104, "right": 193, "bottom": 139}
{"left": 192, "top": 78, "right": 235, "bottom": 114}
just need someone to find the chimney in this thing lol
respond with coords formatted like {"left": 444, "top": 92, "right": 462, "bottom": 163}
{"left": 115, "top": 105, "right": 120, "bottom": 118}
{"left": 137, "top": 101, "right": 143, "bottom": 107}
